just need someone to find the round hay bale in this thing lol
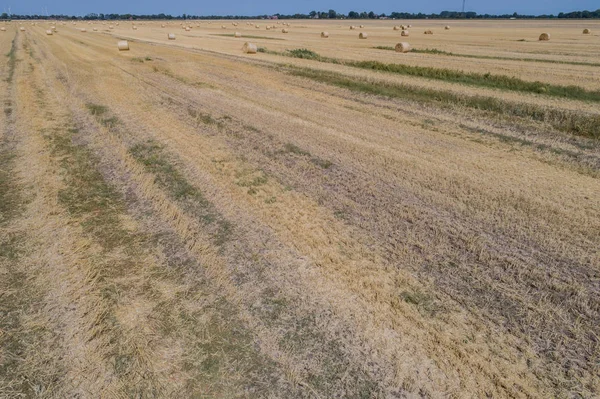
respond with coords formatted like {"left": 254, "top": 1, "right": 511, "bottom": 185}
{"left": 168, "top": 33, "right": 176, "bottom": 40}
{"left": 234, "top": 32, "right": 242, "bottom": 38}
{"left": 408, "top": 24, "right": 412, "bottom": 28}
{"left": 242, "top": 42, "right": 257, "bottom": 54}
{"left": 282, "top": 28, "right": 289, "bottom": 33}
{"left": 221, "top": 25, "right": 226, "bottom": 29}
{"left": 583, "top": 28, "right": 590, "bottom": 34}
{"left": 185, "top": 27, "right": 190, "bottom": 31}
{"left": 424, "top": 30, "right": 433, "bottom": 35}
{"left": 359, "top": 32, "right": 368, "bottom": 39}
{"left": 109, "top": 25, "right": 114, "bottom": 29}
{"left": 539, "top": 33, "right": 550, "bottom": 41}
{"left": 255, "top": 24, "right": 260, "bottom": 28}
{"left": 161, "top": 24, "right": 165, "bottom": 28}
{"left": 393, "top": 26, "right": 400, "bottom": 31}
{"left": 266, "top": 26, "right": 271, "bottom": 30}
{"left": 359, "top": 25, "right": 365, "bottom": 28}
{"left": 117, "top": 40, "right": 129, "bottom": 51}
{"left": 445, "top": 25, "right": 450, "bottom": 30}
{"left": 0, "top": 27, "right": 6, "bottom": 32}
{"left": 395, "top": 42, "right": 411, "bottom": 53}
{"left": 401, "top": 30, "right": 409, "bottom": 36}
{"left": 92, "top": 27, "right": 97, "bottom": 31}
{"left": 132, "top": 26, "right": 137, "bottom": 30}
{"left": 20, "top": 27, "right": 25, "bottom": 31}
{"left": 46, "top": 29, "right": 53, "bottom": 35}
{"left": 350, "top": 26, "right": 356, "bottom": 30}
{"left": 80, "top": 28, "right": 87, "bottom": 32}
{"left": 321, "top": 31, "right": 329, "bottom": 38}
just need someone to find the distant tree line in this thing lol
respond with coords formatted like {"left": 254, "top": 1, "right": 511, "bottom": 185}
{"left": 2, "top": 9, "right": 599, "bottom": 20}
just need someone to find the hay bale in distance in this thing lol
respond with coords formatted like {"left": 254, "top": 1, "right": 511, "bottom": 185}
{"left": 393, "top": 26, "right": 400, "bottom": 31}
{"left": 539, "top": 33, "right": 550, "bottom": 41}
{"left": 583, "top": 28, "right": 591, "bottom": 34}
{"left": 46, "top": 29, "right": 53, "bottom": 35}
{"left": 0, "top": 27, "right": 6, "bottom": 32}
{"left": 242, "top": 42, "right": 257, "bottom": 54}
{"left": 359, "top": 32, "right": 368, "bottom": 39}
{"left": 401, "top": 30, "right": 409, "bottom": 36}
{"left": 350, "top": 26, "right": 356, "bottom": 30}
{"left": 80, "top": 28, "right": 87, "bottom": 32}
{"left": 168, "top": 33, "right": 176, "bottom": 40}
{"left": 395, "top": 42, "right": 411, "bottom": 53}
{"left": 234, "top": 32, "right": 242, "bottom": 38}
{"left": 424, "top": 30, "right": 433, "bottom": 35}
{"left": 321, "top": 31, "right": 329, "bottom": 38}
{"left": 445, "top": 25, "right": 450, "bottom": 30}
{"left": 117, "top": 40, "right": 129, "bottom": 51}
{"left": 282, "top": 28, "right": 289, "bottom": 33}
{"left": 359, "top": 25, "right": 365, "bottom": 28}
{"left": 20, "top": 27, "right": 25, "bottom": 31}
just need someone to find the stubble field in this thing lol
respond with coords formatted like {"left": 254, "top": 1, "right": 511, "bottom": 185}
{"left": 0, "top": 18, "right": 599, "bottom": 398}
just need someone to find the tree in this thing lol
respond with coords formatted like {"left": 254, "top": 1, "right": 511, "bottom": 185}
{"left": 368, "top": 11, "right": 375, "bottom": 18}
{"left": 328, "top": 9, "right": 337, "bottom": 19}
{"left": 309, "top": 10, "right": 317, "bottom": 18}
{"left": 348, "top": 11, "right": 358, "bottom": 18}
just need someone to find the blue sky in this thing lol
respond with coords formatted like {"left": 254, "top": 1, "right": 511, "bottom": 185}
{"left": 8, "top": 0, "right": 599, "bottom": 16}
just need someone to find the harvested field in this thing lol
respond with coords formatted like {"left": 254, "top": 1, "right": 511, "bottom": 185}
{"left": 0, "top": 18, "right": 599, "bottom": 398}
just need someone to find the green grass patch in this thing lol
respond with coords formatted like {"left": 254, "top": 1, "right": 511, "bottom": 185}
{"left": 372, "top": 46, "right": 395, "bottom": 51}
{"left": 211, "top": 33, "right": 284, "bottom": 40}
{"left": 47, "top": 128, "right": 131, "bottom": 250}
{"left": 6, "top": 37, "right": 17, "bottom": 83}
{"left": 276, "top": 48, "right": 600, "bottom": 102}
{"left": 86, "top": 103, "right": 121, "bottom": 128}
{"left": 288, "top": 67, "right": 600, "bottom": 139}
{"left": 130, "top": 141, "right": 232, "bottom": 247}
{"left": 410, "top": 47, "right": 600, "bottom": 68}
{"left": 282, "top": 143, "right": 334, "bottom": 169}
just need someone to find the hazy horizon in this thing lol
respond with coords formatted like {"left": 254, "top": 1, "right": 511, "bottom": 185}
{"left": 7, "top": 0, "right": 599, "bottom": 17}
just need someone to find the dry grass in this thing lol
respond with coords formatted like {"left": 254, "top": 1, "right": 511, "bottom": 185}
{"left": 1, "top": 19, "right": 599, "bottom": 398}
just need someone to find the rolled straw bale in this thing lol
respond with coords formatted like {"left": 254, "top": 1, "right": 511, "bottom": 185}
{"left": 161, "top": 24, "right": 165, "bottom": 28}
{"left": 424, "top": 30, "right": 433, "bottom": 34}
{"left": 395, "top": 42, "right": 411, "bottom": 53}
{"left": 109, "top": 25, "right": 114, "bottom": 29}
{"left": 282, "top": 28, "right": 289, "bottom": 33}
{"left": 359, "top": 32, "right": 368, "bottom": 39}
{"left": 117, "top": 40, "right": 129, "bottom": 51}
{"left": 401, "top": 30, "right": 409, "bottom": 36}
{"left": 168, "top": 33, "right": 176, "bottom": 40}
{"left": 234, "top": 31, "right": 242, "bottom": 37}
{"left": 445, "top": 25, "right": 450, "bottom": 30}
{"left": 0, "top": 27, "right": 5, "bottom": 32}
{"left": 393, "top": 26, "right": 400, "bottom": 30}
{"left": 20, "top": 27, "right": 25, "bottom": 31}
{"left": 185, "top": 27, "right": 190, "bottom": 31}
{"left": 583, "top": 28, "right": 590, "bottom": 34}
{"left": 222, "top": 25, "right": 226, "bottom": 29}
{"left": 255, "top": 24, "right": 260, "bottom": 28}
{"left": 359, "top": 25, "right": 365, "bottom": 28}
{"left": 92, "top": 28, "right": 97, "bottom": 31}
{"left": 539, "top": 32, "right": 550, "bottom": 41}
{"left": 46, "top": 29, "right": 53, "bottom": 35}
{"left": 321, "top": 31, "right": 329, "bottom": 38}
{"left": 350, "top": 26, "right": 356, "bottom": 30}
{"left": 242, "top": 42, "right": 257, "bottom": 54}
